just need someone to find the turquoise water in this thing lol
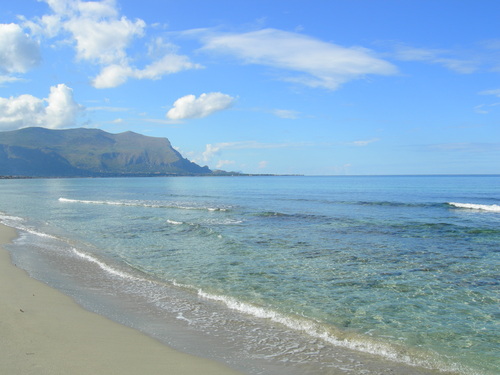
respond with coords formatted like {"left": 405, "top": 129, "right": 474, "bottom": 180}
{"left": 0, "top": 176, "right": 498, "bottom": 374}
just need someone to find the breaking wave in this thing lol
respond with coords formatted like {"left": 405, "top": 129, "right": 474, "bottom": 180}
{"left": 59, "top": 197, "right": 229, "bottom": 212}
{"left": 71, "top": 248, "right": 140, "bottom": 281}
{"left": 448, "top": 202, "right": 500, "bottom": 212}
{"left": 196, "top": 289, "right": 468, "bottom": 374}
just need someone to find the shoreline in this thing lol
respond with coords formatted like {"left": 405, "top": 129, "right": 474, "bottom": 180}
{"left": 0, "top": 223, "right": 242, "bottom": 375}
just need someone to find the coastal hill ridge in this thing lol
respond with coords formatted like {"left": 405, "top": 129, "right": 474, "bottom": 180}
{"left": 0, "top": 127, "right": 211, "bottom": 177}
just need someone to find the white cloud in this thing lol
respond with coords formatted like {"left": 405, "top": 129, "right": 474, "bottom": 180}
{"left": 76, "top": 0, "right": 118, "bottom": 19}
{"left": 350, "top": 138, "right": 380, "bottom": 147}
{"left": 392, "top": 44, "right": 477, "bottom": 74}
{"left": 428, "top": 142, "right": 500, "bottom": 153}
{"left": 0, "top": 84, "right": 83, "bottom": 130}
{"left": 0, "top": 23, "right": 41, "bottom": 75}
{"left": 199, "top": 28, "right": 397, "bottom": 90}
{"left": 45, "top": 84, "right": 83, "bottom": 128}
{"left": 475, "top": 89, "right": 500, "bottom": 114}
{"left": 66, "top": 16, "right": 145, "bottom": 65}
{"left": 92, "top": 64, "right": 133, "bottom": 88}
{"left": 258, "top": 161, "right": 268, "bottom": 169}
{"left": 216, "top": 159, "right": 235, "bottom": 169}
{"left": 21, "top": 14, "right": 62, "bottom": 38}
{"left": 93, "top": 54, "right": 203, "bottom": 88}
{"left": 272, "top": 109, "right": 300, "bottom": 119}
{"left": 474, "top": 102, "right": 500, "bottom": 114}
{"left": 166, "top": 92, "right": 235, "bottom": 120}
{"left": 200, "top": 140, "right": 312, "bottom": 162}
{"left": 134, "top": 54, "right": 202, "bottom": 80}
{"left": 479, "top": 89, "right": 500, "bottom": 97}
{"left": 0, "top": 75, "right": 25, "bottom": 85}
{"left": 28, "top": 0, "right": 200, "bottom": 88}
{"left": 202, "top": 142, "right": 234, "bottom": 162}
{"left": 30, "top": 0, "right": 145, "bottom": 65}
{"left": 86, "top": 105, "right": 130, "bottom": 112}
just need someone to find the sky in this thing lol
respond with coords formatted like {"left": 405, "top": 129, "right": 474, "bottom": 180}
{"left": 0, "top": 0, "right": 499, "bottom": 175}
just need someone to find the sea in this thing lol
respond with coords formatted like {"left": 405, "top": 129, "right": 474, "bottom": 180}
{"left": 0, "top": 175, "right": 498, "bottom": 375}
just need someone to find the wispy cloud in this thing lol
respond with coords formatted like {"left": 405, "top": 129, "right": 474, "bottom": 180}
{"left": 258, "top": 160, "right": 269, "bottom": 169}
{"left": 271, "top": 109, "right": 300, "bottom": 119}
{"left": 479, "top": 89, "right": 500, "bottom": 97}
{"left": 196, "top": 28, "right": 397, "bottom": 90}
{"left": 201, "top": 140, "right": 313, "bottom": 162}
{"left": 475, "top": 89, "right": 500, "bottom": 113}
{"left": 474, "top": 102, "right": 500, "bottom": 114}
{"left": 166, "top": 92, "right": 235, "bottom": 120}
{"left": 392, "top": 44, "right": 478, "bottom": 73}
{"left": 349, "top": 138, "right": 380, "bottom": 147}
{"left": 86, "top": 106, "right": 130, "bottom": 112}
{"left": 92, "top": 55, "right": 203, "bottom": 88}
{"left": 427, "top": 142, "right": 500, "bottom": 153}
{"left": 216, "top": 159, "right": 235, "bottom": 169}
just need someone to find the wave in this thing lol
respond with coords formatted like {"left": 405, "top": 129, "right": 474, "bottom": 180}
{"left": 353, "top": 201, "right": 446, "bottom": 209}
{"left": 448, "top": 202, "right": 500, "bottom": 212}
{"left": 166, "top": 219, "right": 183, "bottom": 225}
{"left": 196, "top": 290, "right": 465, "bottom": 374}
{"left": 59, "top": 197, "right": 230, "bottom": 212}
{"left": 0, "top": 213, "right": 59, "bottom": 240}
{"left": 204, "top": 218, "right": 243, "bottom": 225}
{"left": 0, "top": 212, "right": 24, "bottom": 224}
{"left": 71, "top": 248, "right": 141, "bottom": 281}
{"left": 20, "top": 228, "right": 59, "bottom": 240}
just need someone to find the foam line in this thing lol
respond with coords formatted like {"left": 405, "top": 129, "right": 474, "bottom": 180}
{"left": 448, "top": 202, "right": 500, "bottom": 212}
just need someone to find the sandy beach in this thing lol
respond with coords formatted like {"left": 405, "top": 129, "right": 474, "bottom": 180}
{"left": 0, "top": 223, "right": 242, "bottom": 375}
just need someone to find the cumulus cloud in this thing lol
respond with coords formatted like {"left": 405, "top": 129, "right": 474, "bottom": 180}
{"left": 0, "top": 84, "right": 83, "bottom": 130}
{"left": 66, "top": 15, "right": 145, "bottom": 65}
{"left": 91, "top": 64, "right": 133, "bottom": 88}
{"left": 26, "top": 0, "right": 201, "bottom": 88}
{"left": 27, "top": 0, "right": 144, "bottom": 65}
{"left": 166, "top": 92, "right": 235, "bottom": 120}
{"left": 198, "top": 28, "right": 397, "bottom": 90}
{"left": 0, "top": 23, "right": 41, "bottom": 78}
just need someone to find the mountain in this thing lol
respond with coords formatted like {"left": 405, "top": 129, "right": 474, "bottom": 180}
{"left": 0, "top": 127, "right": 211, "bottom": 177}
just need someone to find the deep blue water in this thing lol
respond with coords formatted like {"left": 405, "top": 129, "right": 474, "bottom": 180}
{"left": 1, "top": 176, "right": 498, "bottom": 375}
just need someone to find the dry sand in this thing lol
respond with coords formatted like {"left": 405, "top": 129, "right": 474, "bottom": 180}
{"left": 0, "top": 223, "right": 243, "bottom": 375}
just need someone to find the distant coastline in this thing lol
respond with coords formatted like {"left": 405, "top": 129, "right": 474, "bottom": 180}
{"left": 0, "top": 173, "right": 304, "bottom": 179}
{"left": 3, "top": 174, "right": 499, "bottom": 179}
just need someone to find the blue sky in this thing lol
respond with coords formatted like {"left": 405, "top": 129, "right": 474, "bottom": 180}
{"left": 0, "top": 0, "right": 499, "bottom": 175}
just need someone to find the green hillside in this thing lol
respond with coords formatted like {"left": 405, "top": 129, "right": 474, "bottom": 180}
{"left": 0, "top": 127, "right": 211, "bottom": 177}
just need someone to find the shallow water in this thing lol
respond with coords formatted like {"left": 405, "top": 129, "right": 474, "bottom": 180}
{"left": 1, "top": 176, "right": 498, "bottom": 374}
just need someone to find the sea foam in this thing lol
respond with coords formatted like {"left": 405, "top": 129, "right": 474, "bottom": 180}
{"left": 71, "top": 248, "right": 140, "bottom": 281}
{"left": 448, "top": 202, "right": 500, "bottom": 212}
{"left": 59, "top": 197, "right": 229, "bottom": 212}
{"left": 195, "top": 289, "right": 452, "bottom": 372}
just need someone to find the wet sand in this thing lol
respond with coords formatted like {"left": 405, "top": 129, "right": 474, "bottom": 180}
{"left": 0, "top": 223, "right": 242, "bottom": 375}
